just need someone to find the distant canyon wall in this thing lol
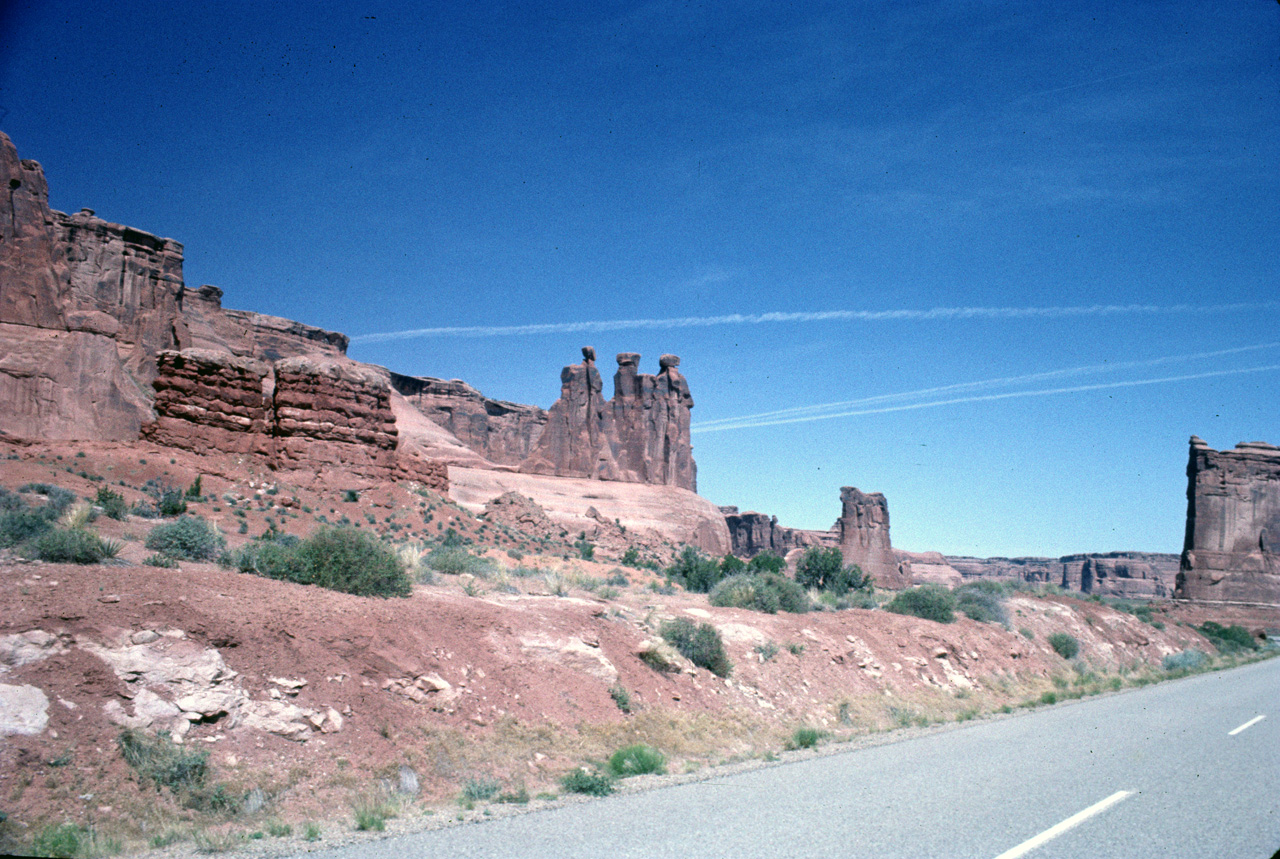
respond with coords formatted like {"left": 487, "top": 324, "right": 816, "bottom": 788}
{"left": 944, "top": 553, "right": 1179, "bottom": 599}
{"left": 1176, "top": 436, "right": 1280, "bottom": 605}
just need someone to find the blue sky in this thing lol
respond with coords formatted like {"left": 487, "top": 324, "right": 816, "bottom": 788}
{"left": 3, "top": 1, "right": 1277, "bottom": 557}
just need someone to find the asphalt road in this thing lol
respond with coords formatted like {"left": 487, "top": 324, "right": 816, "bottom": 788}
{"left": 291, "top": 658, "right": 1280, "bottom": 859}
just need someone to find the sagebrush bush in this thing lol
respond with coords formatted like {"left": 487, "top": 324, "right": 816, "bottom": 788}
{"left": 608, "top": 744, "right": 666, "bottom": 777}
{"left": 145, "top": 516, "right": 225, "bottom": 561}
{"left": 955, "top": 582, "right": 1009, "bottom": 625}
{"left": 560, "top": 768, "right": 614, "bottom": 796}
{"left": 95, "top": 486, "right": 129, "bottom": 520}
{"left": 0, "top": 508, "right": 53, "bottom": 547}
{"left": 788, "top": 727, "right": 822, "bottom": 750}
{"left": 666, "top": 545, "right": 721, "bottom": 593}
{"left": 1162, "top": 649, "right": 1208, "bottom": 672}
{"left": 29, "top": 528, "right": 120, "bottom": 564}
{"left": 660, "top": 618, "right": 732, "bottom": 677}
{"left": 884, "top": 585, "right": 956, "bottom": 623}
{"left": 1197, "top": 621, "right": 1257, "bottom": 653}
{"left": 709, "top": 573, "right": 810, "bottom": 614}
{"left": 119, "top": 729, "right": 209, "bottom": 794}
{"left": 230, "top": 527, "right": 411, "bottom": 598}
{"left": 20, "top": 483, "right": 77, "bottom": 517}
{"left": 1048, "top": 632, "right": 1080, "bottom": 659}
{"left": 424, "top": 545, "right": 496, "bottom": 577}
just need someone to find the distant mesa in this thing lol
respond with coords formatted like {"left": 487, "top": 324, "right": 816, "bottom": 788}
{"left": 1177, "top": 436, "right": 1280, "bottom": 605}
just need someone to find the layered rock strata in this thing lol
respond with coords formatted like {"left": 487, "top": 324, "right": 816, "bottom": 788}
{"left": 944, "top": 552, "right": 1178, "bottom": 598}
{"left": 389, "top": 373, "right": 546, "bottom": 467}
{"left": 1176, "top": 436, "right": 1280, "bottom": 604}
{"left": 142, "top": 350, "right": 447, "bottom": 490}
{"left": 838, "top": 487, "right": 909, "bottom": 589}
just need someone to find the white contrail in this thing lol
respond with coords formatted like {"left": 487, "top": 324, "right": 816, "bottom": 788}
{"left": 693, "top": 342, "right": 1280, "bottom": 429}
{"left": 691, "top": 364, "right": 1280, "bottom": 434}
{"left": 349, "top": 301, "right": 1280, "bottom": 344}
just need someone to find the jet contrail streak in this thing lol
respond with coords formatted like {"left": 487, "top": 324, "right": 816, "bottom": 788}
{"left": 691, "top": 364, "right": 1280, "bottom": 434}
{"left": 349, "top": 302, "right": 1280, "bottom": 344}
{"left": 692, "top": 342, "right": 1280, "bottom": 429}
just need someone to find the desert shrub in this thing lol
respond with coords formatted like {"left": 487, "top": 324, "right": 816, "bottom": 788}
{"left": 95, "top": 486, "right": 129, "bottom": 520}
{"left": 660, "top": 618, "right": 732, "bottom": 677}
{"left": 955, "top": 582, "right": 1009, "bottom": 625}
{"left": 424, "top": 545, "right": 496, "bottom": 577}
{"left": 157, "top": 489, "right": 188, "bottom": 517}
{"left": 1162, "top": 649, "right": 1208, "bottom": 672}
{"left": 605, "top": 570, "right": 630, "bottom": 587}
{"left": 574, "top": 538, "right": 595, "bottom": 560}
{"left": 709, "top": 573, "right": 810, "bottom": 614}
{"left": 1197, "top": 621, "right": 1257, "bottom": 653}
{"left": 145, "top": 516, "right": 225, "bottom": 561}
{"left": 145, "top": 553, "right": 179, "bottom": 568}
{"left": 460, "top": 777, "right": 500, "bottom": 802}
{"left": 666, "top": 545, "right": 721, "bottom": 593}
{"left": 608, "top": 744, "right": 666, "bottom": 777}
{"left": 0, "top": 508, "right": 53, "bottom": 547}
{"left": 0, "top": 486, "right": 24, "bottom": 510}
{"left": 746, "top": 551, "right": 786, "bottom": 574}
{"left": 885, "top": 585, "right": 956, "bottom": 623}
{"left": 32, "top": 822, "right": 86, "bottom": 858}
{"left": 795, "top": 547, "right": 874, "bottom": 595}
{"left": 291, "top": 526, "right": 411, "bottom": 597}
{"left": 186, "top": 476, "right": 203, "bottom": 499}
{"left": 20, "top": 483, "right": 77, "bottom": 517}
{"left": 29, "top": 528, "right": 120, "bottom": 564}
{"left": 119, "top": 729, "right": 209, "bottom": 794}
{"left": 719, "top": 554, "right": 746, "bottom": 576}
{"left": 560, "top": 768, "right": 614, "bottom": 796}
{"left": 131, "top": 500, "right": 160, "bottom": 519}
{"left": 620, "top": 547, "right": 641, "bottom": 567}
{"left": 343, "top": 489, "right": 360, "bottom": 503}
{"left": 787, "top": 727, "right": 822, "bottom": 750}
{"left": 1047, "top": 632, "right": 1080, "bottom": 659}
{"left": 609, "top": 683, "right": 632, "bottom": 713}
{"left": 351, "top": 793, "right": 395, "bottom": 831}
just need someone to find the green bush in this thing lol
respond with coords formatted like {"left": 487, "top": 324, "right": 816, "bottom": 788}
{"left": 1047, "top": 632, "right": 1080, "bottom": 659}
{"left": 787, "top": 727, "right": 822, "bottom": 750}
{"left": 885, "top": 585, "right": 956, "bottom": 623}
{"left": 32, "top": 822, "right": 85, "bottom": 858}
{"left": 145, "top": 516, "right": 225, "bottom": 561}
{"left": 608, "top": 684, "right": 632, "bottom": 713}
{"left": 1162, "top": 649, "right": 1208, "bottom": 672}
{"left": 620, "top": 547, "right": 642, "bottom": 567}
{"left": 461, "top": 777, "right": 500, "bottom": 802}
{"left": 709, "top": 573, "right": 810, "bottom": 614}
{"left": 795, "top": 547, "right": 871, "bottom": 595}
{"left": 666, "top": 545, "right": 722, "bottom": 593}
{"left": 560, "top": 768, "right": 614, "bottom": 796}
{"left": 20, "top": 484, "right": 77, "bottom": 517}
{"left": 424, "top": 545, "right": 496, "bottom": 577}
{"left": 746, "top": 552, "right": 786, "bottom": 574}
{"left": 719, "top": 554, "right": 746, "bottom": 576}
{"left": 608, "top": 744, "right": 666, "bottom": 777}
{"left": 158, "top": 488, "right": 188, "bottom": 517}
{"left": 95, "top": 486, "right": 129, "bottom": 520}
{"left": 28, "top": 528, "right": 120, "bottom": 564}
{"left": 231, "top": 527, "right": 411, "bottom": 598}
{"left": 0, "top": 508, "right": 54, "bottom": 547}
{"left": 955, "top": 582, "right": 1009, "bottom": 625}
{"left": 119, "top": 729, "right": 209, "bottom": 794}
{"left": 660, "top": 618, "right": 732, "bottom": 677}
{"left": 1198, "top": 621, "right": 1257, "bottom": 653}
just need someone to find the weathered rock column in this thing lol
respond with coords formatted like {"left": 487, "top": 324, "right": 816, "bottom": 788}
{"left": 837, "top": 487, "right": 909, "bottom": 589}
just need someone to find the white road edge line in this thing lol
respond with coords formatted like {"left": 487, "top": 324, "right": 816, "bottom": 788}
{"left": 1228, "top": 715, "right": 1266, "bottom": 736}
{"left": 993, "top": 790, "right": 1135, "bottom": 859}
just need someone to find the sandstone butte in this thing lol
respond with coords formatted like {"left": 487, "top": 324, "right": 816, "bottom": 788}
{"left": 3, "top": 129, "right": 1278, "bottom": 603}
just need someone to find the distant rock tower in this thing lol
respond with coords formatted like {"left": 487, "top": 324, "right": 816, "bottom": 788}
{"left": 1176, "top": 436, "right": 1280, "bottom": 604}
{"left": 837, "top": 487, "right": 909, "bottom": 589}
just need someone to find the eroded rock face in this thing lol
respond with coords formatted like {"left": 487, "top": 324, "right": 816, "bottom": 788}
{"left": 519, "top": 348, "right": 697, "bottom": 490}
{"left": 944, "top": 553, "right": 1178, "bottom": 598}
{"left": 142, "top": 349, "right": 448, "bottom": 490}
{"left": 1177, "top": 436, "right": 1280, "bottom": 604}
{"left": 721, "top": 507, "right": 836, "bottom": 558}
{"left": 837, "top": 487, "right": 908, "bottom": 589}
{"left": 390, "top": 373, "right": 547, "bottom": 467}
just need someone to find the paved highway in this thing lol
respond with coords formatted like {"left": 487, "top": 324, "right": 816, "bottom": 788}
{"left": 291, "top": 658, "right": 1279, "bottom": 859}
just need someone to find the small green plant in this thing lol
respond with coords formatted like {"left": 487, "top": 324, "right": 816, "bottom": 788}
{"left": 186, "top": 476, "right": 203, "bottom": 499}
{"left": 32, "top": 821, "right": 85, "bottom": 858}
{"left": 1197, "top": 621, "right": 1257, "bottom": 653}
{"left": 158, "top": 488, "right": 188, "bottom": 517}
{"left": 145, "top": 515, "right": 225, "bottom": 561}
{"left": 352, "top": 793, "right": 396, "bottom": 831}
{"left": 118, "top": 728, "right": 235, "bottom": 812}
{"left": 265, "top": 820, "right": 292, "bottom": 837}
{"left": 787, "top": 727, "right": 822, "bottom": 750}
{"left": 884, "top": 586, "right": 956, "bottom": 623}
{"left": 1039, "top": 691, "right": 1058, "bottom": 705}
{"left": 343, "top": 489, "right": 360, "bottom": 503}
{"left": 304, "top": 822, "right": 322, "bottom": 842}
{"left": 575, "top": 538, "right": 595, "bottom": 561}
{"left": 660, "top": 618, "right": 732, "bottom": 677}
{"left": 145, "top": 553, "right": 179, "bottom": 568}
{"left": 1162, "top": 649, "right": 1209, "bottom": 672}
{"left": 95, "top": 486, "right": 129, "bottom": 520}
{"left": 1020, "top": 627, "right": 1035, "bottom": 640}
{"left": 461, "top": 777, "right": 501, "bottom": 802}
{"left": 608, "top": 744, "right": 666, "bottom": 777}
{"left": 496, "top": 785, "right": 530, "bottom": 804}
{"left": 785, "top": 641, "right": 805, "bottom": 656}
{"left": 608, "top": 683, "right": 633, "bottom": 713}
{"left": 1048, "top": 632, "right": 1080, "bottom": 659}
{"left": 560, "top": 767, "right": 614, "bottom": 796}
{"left": 754, "top": 641, "right": 780, "bottom": 661}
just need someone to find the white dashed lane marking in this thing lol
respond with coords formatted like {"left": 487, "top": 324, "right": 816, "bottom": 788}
{"left": 1228, "top": 715, "right": 1266, "bottom": 736}
{"left": 993, "top": 790, "right": 1135, "bottom": 859}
